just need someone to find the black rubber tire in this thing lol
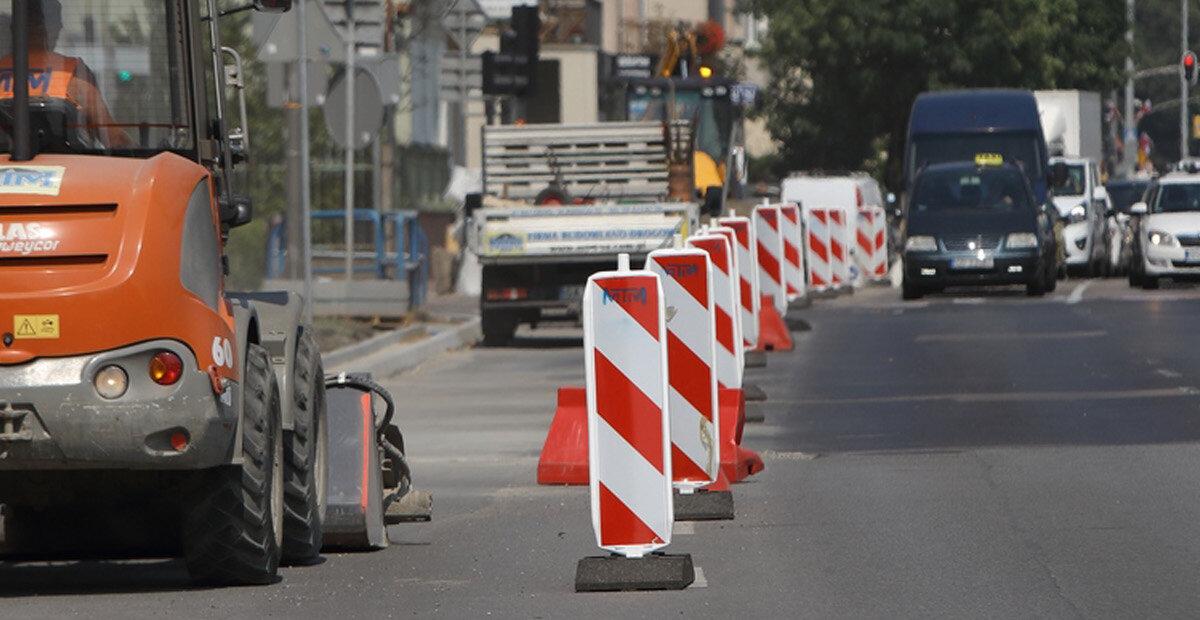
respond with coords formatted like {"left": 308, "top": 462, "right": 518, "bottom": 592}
{"left": 481, "top": 311, "right": 517, "bottom": 347}
{"left": 281, "top": 328, "right": 328, "bottom": 564}
{"left": 183, "top": 343, "right": 284, "bottom": 585}
{"left": 1026, "top": 272, "right": 1046, "bottom": 297}
{"left": 901, "top": 280, "right": 923, "bottom": 300}
{"left": 1142, "top": 276, "right": 1160, "bottom": 290}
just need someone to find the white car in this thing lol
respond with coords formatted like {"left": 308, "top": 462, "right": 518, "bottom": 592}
{"left": 1128, "top": 171, "right": 1200, "bottom": 289}
{"left": 1050, "top": 157, "right": 1108, "bottom": 275}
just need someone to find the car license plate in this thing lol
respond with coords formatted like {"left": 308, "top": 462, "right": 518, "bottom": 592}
{"left": 950, "top": 257, "right": 994, "bottom": 270}
{"left": 559, "top": 285, "right": 585, "bottom": 301}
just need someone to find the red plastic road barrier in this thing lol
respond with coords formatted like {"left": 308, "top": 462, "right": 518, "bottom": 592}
{"left": 716, "top": 216, "right": 761, "bottom": 350}
{"left": 718, "top": 387, "right": 764, "bottom": 482}
{"left": 583, "top": 265, "right": 673, "bottom": 555}
{"left": 753, "top": 203, "right": 788, "bottom": 316}
{"left": 779, "top": 203, "right": 806, "bottom": 301}
{"left": 647, "top": 249, "right": 720, "bottom": 490}
{"left": 536, "top": 386, "right": 588, "bottom": 485}
{"left": 756, "top": 294, "right": 794, "bottom": 352}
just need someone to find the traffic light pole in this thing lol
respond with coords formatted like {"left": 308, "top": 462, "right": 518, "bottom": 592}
{"left": 1125, "top": 0, "right": 1136, "bottom": 176}
{"left": 344, "top": 0, "right": 356, "bottom": 279}
{"left": 1182, "top": 0, "right": 1190, "bottom": 159}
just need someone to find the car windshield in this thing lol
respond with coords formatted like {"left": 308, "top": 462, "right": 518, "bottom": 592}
{"left": 909, "top": 133, "right": 1043, "bottom": 183}
{"left": 911, "top": 167, "right": 1032, "bottom": 213}
{"left": 1153, "top": 183, "right": 1200, "bottom": 213}
{"left": 1107, "top": 182, "right": 1148, "bottom": 213}
{"left": 1052, "top": 164, "right": 1086, "bottom": 196}
{"left": 0, "top": 0, "right": 192, "bottom": 156}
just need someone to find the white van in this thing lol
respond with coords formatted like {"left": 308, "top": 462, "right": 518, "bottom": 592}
{"left": 780, "top": 174, "right": 885, "bottom": 212}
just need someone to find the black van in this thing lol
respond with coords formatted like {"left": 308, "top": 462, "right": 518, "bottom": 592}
{"left": 902, "top": 161, "right": 1058, "bottom": 298}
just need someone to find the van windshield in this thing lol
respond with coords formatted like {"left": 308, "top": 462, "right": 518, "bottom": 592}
{"left": 911, "top": 167, "right": 1032, "bottom": 214}
{"left": 909, "top": 133, "right": 1043, "bottom": 183}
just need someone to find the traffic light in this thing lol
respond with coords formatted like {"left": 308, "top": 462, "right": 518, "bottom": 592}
{"left": 1185, "top": 51, "right": 1198, "bottom": 85}
{"left": 482, "top": 6, "right": 540, "bottom": 96}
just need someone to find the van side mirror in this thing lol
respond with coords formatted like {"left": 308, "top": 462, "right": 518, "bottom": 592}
{"left": 1130, "top": 201, "right": 1148, "bottom": 215}
{"left": 1092, "top": 186, "right": 1108, "bottom": 202}
{"left": 255, "top": 0, "right": 292, "bottom": 12}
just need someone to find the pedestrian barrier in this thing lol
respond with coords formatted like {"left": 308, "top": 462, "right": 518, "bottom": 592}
{"left": 716, "top": 216, "right": 761, "bottom": 350}
{"left": 857, "top": 206, "right": 889, "bottom": 281}
{"left": 685, "top": 233, "right": 763, "bottom": 484}
{"left": 828, "top": 206, "right": 851, "bottom": 288}
{"left": 752, "top": 203, "right": 794, "bottom": 351}
{"left": 575, "top": 254, "right": 694, "bottom": 592}
{"left": 804, "top": 207, "right": 832, "bottom": 292}
{"left": 645, "top": 249, "right": 720, "bottom": 490}
{"left": 779, "top": 203, "right": 806, "bottom": 301}
{"left": 753, "top": 203, "right": 787, "bottom": 315}
{"left": 685, "top": 233, "right": 743, "bottom": 390}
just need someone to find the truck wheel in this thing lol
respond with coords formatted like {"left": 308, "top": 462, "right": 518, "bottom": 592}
{"left": 281, "top": 329, "right": 328, "bottom": 564}
{"left": 481, "top": 312, "right": 517, "bottom": 347}
{"left": 183, "top": 343, "right": 284, "bottom": 585}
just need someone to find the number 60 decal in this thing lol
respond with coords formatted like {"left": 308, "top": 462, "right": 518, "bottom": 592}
{"left": 212, "top": 337, "right": 235, "bottom": 369}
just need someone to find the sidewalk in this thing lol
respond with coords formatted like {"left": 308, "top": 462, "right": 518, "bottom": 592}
{"left": 322, "top": 294, "right": 481, "bottom": 378}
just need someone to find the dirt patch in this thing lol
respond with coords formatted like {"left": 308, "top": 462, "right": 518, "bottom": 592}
{"left": 313, "top": 316, "right": 386, "bottom": 353}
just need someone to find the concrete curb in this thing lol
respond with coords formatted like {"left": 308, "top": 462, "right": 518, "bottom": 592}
{"left": 321, "top": 324, "right": 427, "bottom": 369}
{"left": 324, "top": 318, "right": 483, "bottom": 378}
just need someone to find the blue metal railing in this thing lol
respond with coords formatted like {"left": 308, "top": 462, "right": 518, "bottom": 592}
{"left": 265, "top": 209, "right": 429, "bottom": 309}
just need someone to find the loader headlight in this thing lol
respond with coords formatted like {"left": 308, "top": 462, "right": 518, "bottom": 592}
{"left": 905, "top": 235, "right": 937, "bottom": 252}
{"left": 1069, "top": 204, "right": 1087, "bottom": 223}
{"left": 1148, "top": 230, "right": 1179, "bottom": 247}
{"left": 94, "top": 365, "right": 129, "bottom": 400}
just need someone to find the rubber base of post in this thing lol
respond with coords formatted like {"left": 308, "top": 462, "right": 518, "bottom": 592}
{"left": 742, "top": 382, "right": 768, "bottom": 402}
{"left": 673, "top": 489, "right": 735, "bottom": 521}
{"left": 575, "top": 553, "right": 695, "bottom": 592}
{"left": 744, "top": 350, "right": 768, "bottom": 368}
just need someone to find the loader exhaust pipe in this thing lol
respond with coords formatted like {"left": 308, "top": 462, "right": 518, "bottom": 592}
{"left": 10, "top": 0, "right": 33, "bottom": 162}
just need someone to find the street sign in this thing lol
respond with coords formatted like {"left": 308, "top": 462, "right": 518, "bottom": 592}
{"left": 319, "top": 0, "right": 388, "bottom": 56}
{"left": 443, "top": 0, "right": 487, "bottom": 52}
{"left": 323, "top": 68, "right": 385, "bottom": 149}
{"left": 253, "top": 5, "right": 345, "bottom": 64}
{"left": 441, "top": 54, "right": 483, "bottom": 101}
{"left": 611, "top": 54, "right": 656, "bottom": 80}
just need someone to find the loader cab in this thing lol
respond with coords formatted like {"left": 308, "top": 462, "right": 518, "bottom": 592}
{"left": 0, "top": 0, "right": 285, "bottom": 226}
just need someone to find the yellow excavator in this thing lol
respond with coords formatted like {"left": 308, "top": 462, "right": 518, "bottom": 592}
{"left": 625, "top": 22, "right": 745, "bottom": 215}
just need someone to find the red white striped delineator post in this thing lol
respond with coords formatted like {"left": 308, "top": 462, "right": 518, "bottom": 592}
{"left": 584, "top": 256, "right": 673, "bottom": 556}
{"left": 857, "top": 206, "right": 889, "bottom": 280}
{"left": 779, "top": 203, "right": 806, "bottom": 301}
{"left": 646, "top": 249, "right": 720, "bottom": 490}
{"left": 685, "top": 233, "right": 742, "bottom": 389}
{"left": 716, "top": 216, "right": 760, "bottom": 350}
{"left": 700, "top": 227, "right": 745, "bottom": 377}
{"left": 827, "top": 206, "right": 850, "bottom": 288}
{"left": 804, "top": 207, "right": 832, "bottom": 291}
{"left": 753, "top": 202, "right": 787, "bottom": 315}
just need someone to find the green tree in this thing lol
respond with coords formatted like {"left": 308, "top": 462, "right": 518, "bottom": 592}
{"left": 745, "top": 0, "right": 1127, "bottom": 188}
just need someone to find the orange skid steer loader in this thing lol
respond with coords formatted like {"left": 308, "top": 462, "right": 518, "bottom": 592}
{"left": 0, "top": 0, "right": 424, "bottom": 585}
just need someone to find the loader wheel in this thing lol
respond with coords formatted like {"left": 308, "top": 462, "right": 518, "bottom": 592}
{"left": 281, "top": 328, "right": 328, "bottom": 564}
{"left": 183, "top": 343, "right": 284, "bottom": 585}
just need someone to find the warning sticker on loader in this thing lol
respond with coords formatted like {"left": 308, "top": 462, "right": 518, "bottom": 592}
{"left": 13, "top": 314, "right": 59, "bottom": 339}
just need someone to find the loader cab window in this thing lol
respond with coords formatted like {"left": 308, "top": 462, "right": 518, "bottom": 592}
{"left": 0, "top": 0, "right": 193, "bottom": 157}
{"left": 628, "top": 83, "right": 734, "bottom": 164}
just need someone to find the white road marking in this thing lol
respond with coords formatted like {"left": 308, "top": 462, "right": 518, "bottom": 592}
{"left": 915, "top": 330, "right": 1106, "bottom": 343}
{"left": 769, "top": 386, "right": 1200, "bottom": 406}
{"left": 688, "top": 566, "right": 708, "bottom": 589}
{"left": 1156, "top": 368, "right": 1183, "bottom": 379}
{"left": 674, "top": 521, "right": 695, "bottom": 536}
{"left": 1066, "top": 280, "right": 1094, "bottom": 304}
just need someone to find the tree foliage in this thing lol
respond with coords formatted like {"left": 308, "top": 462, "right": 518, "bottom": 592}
{"left": 745, "top": 0, "right": 1128, "bottom": 187}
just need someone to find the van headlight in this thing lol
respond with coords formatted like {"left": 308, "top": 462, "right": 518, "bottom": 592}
{"left": 1069, "top": 204, "right": 1087, "bottom": 223}
{"left": 1148, "top": 230, "right": 1179, "bottom": 247}
{"left": 905, "top": 235, "right": 937, "bottom": 252}
{"left": 1006, "top": 232, "right": 1038, "bottom": 249}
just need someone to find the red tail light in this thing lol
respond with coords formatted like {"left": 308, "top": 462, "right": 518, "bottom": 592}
{"left": 486, "top": 287, "right": 529, "bottom": 301}
{"left": 149, "top": 351, "right": 184, "bottom": 385}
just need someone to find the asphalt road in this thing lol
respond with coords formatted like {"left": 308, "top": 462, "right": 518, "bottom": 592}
{"left": 6, "top": 277, "right": 1200, "bottom": 618}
